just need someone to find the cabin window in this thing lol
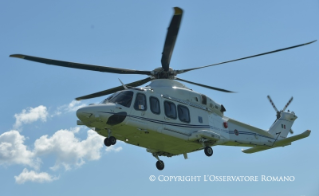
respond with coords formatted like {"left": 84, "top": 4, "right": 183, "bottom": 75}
{"left": 164, "top": 101, "right": 177, "bottom": 119}
{"left": 198, "top": 116, "right": 203, "bottom": 123}
{"left": 150, "top": 96, "right": 160, "bottom": 114}
{"left": 134, "top": 93, "right": 147, "bottom": 111}
{"left": 178, "top": 105, "right": 190, "bottom": 123}
{"left": 201, "top": 94, "right": 207, "bottom": 105}
{"left": 102, "top": 91, "right": 133, "bottom": 108}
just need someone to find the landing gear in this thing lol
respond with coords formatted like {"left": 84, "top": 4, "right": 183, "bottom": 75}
{"left": 104, "top": 136, "right": 116, "bottom": 147}
{"left": 104, "top": 129, "right": 116, "bottom": 147}
{"left": 109, "top": 136, "right": 116, "bottom": 145}
{"left": 153, "top": 153, "right": 165, "bottom": 171}
{"left": 204, "top": 146, "right": 213, "bottom": 157}
{"left": 104, "top": 138, "right": 111, "bottom": 147}
{"left": 156, "top": 160, "right": 165, "bottom": 170}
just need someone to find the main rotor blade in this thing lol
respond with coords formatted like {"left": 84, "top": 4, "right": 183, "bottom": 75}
{"left": 10, "top": 54, "right": 151, "bottom": 75}
{"left": 75, "top": 77, "right": 152, "bottom": 100}
{"left": 175, "top": 40, "right": 317, "bottom": 74}
{"left": 161, "top": 7, "right": 183, "bottom": 72}
{"left": 175, "top": 77, "right": 234, "bottom": 93}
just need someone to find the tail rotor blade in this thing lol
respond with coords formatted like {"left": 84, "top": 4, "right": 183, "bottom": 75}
{"left": 282, "top": 97, "right": 293, "bottom": 112}
{"left": 267, "top": 95, "right": 279, "bottom": 112}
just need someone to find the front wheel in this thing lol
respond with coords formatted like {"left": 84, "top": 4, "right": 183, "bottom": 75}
{"left": 104, "top": 138, "right": 111, "bottom": 147}
{"left": 109, "top": 136, "right": 116, "bottom": 145}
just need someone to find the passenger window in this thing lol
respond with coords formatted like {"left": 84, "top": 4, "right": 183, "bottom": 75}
{"left": 178, "top": 105, "right": 190, "bottom": 123}
{"left": 134, "top": 93, "right": 147, "bottom": 111}
{"left": 201, "top": 94, "right": 207, "bottom": 105}
{"left": 164, "top": 101, "right": 176, "bottom": 119}
{"left": 198, "top": 116, "right": 203, "bottom": 123}
{"left": 150, "top": 97, "right": 160, "bottom": 114}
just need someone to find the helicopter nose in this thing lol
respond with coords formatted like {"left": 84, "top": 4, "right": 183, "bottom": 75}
{"left": 76, "top": 105, "right": 127, "bottom": 126}
{"left": 76, "top": 107, "right": 93, "bottom": 120}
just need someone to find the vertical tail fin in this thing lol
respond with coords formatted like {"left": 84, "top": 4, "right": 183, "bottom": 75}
{"left": 268, "top": 111, "right": 297, "bottom": 139}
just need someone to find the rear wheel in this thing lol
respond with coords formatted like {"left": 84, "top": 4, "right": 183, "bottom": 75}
{"left": 156, "top": 160, "right": 165, "bottom": 170}
{"left": 204, "top": 147, "right": 213, "bottom": 157}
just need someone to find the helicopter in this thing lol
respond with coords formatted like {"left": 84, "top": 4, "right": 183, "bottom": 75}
{"left": 10, "top": 7, "right": 314, "bottom": 170}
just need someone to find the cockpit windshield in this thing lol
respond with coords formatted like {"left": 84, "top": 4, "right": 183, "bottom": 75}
{"left": 101, "top": 91, "right": 133, "bottom": 108}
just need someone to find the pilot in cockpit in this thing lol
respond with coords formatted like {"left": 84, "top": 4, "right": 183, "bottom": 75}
{"left": 136, "top": 94, "right": 146, "bottom": 110}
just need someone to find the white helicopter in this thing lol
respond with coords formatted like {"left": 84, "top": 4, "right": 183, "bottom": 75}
{"left": 10, "top": 7, "right": 314, "bottom": 170}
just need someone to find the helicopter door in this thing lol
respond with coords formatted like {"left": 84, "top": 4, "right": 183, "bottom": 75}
{"left": 130, "top": 92, "right": 153, "bottom": 131}
{"left": 162, "top": 100, "right": 193, "bottom": 139}
{"left": 163, "top": 100, "right": 177, "bottom": 121}
{"left": 134, "top": 93, "right": 147, "bottom": 113}
{"left": 147, "top": 96, "right": 163, "bottom": 132}
{"left": 162, "top": 100, "right": 180, "bottom": 136}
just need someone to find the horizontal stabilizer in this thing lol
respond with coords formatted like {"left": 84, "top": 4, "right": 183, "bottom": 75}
{"left": 242, "top": 130, "right": 311, "bottom": 154}
{"left": 274, "top": 130, "right": 310, "bottom": 146}
{"left": 242, "top": 146, "right": 272, "bottom": 154}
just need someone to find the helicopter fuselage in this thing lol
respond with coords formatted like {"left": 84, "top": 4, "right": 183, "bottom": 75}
{"left": 76, "top": 79, "right": 295, "bottom": 158}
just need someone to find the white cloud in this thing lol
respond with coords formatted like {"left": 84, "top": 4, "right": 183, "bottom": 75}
{"left": 4, "top": 101, "right": 125, "bottom": 183}
{"left": 53, "top": 100, "right": 87, "bottom": 117}
{"left": 0, "top": 130, "right": 40, "bottom": 169}
{"left": 34, "top": 128, "right": 104, "bottom": 171}
{"left": 14, "top": 105, "right": 48, "bottom": 129}
{"left": 14, "top": 168, "right": 58, "bottom": 184}
{"left": 105, "top": 141, "right": 123, "bottom": 153}
{"left": 0, "top": 127, "right": 111, "bottom": 183}
{"left": 106, "top": 146, "right": 123, "bottom": 153}
{"left": 70, "top": 127, "right": 81, "bottom": 133}
{"left": 0, "top": 127, "right": 107, "bottom": 171}
{"left": 67, "top": 100, "right": 87, "bottom": 112}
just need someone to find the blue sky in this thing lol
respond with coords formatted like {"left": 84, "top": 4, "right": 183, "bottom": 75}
{"left": 1, "top": 0, "right": 319, "bottom": 195}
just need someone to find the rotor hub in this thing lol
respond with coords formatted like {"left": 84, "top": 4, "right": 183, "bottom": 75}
{"left": 152, "top": 67, "right": 176, "bottom": 79}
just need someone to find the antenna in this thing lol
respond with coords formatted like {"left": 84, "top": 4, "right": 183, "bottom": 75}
{"left": 118, "top": 78, "right": 128, "bottom": 89}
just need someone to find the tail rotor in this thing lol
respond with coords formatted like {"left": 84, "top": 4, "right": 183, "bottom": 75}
{"left": 267, "top": 95, "right": 294, "bottom": 134}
